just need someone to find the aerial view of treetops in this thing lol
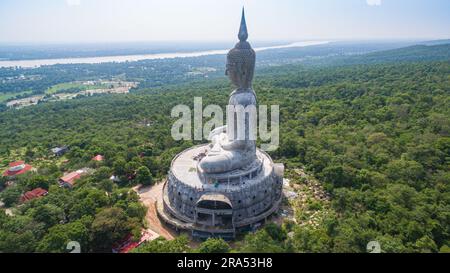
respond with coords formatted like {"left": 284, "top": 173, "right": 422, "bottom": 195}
{"left": 0, "top": 39, "right": 448, "bottom": 253}
{"left": 0, "top": 0, "right": 449, "bottom": 256}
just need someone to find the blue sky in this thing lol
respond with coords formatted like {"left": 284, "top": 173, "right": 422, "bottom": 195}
{"left": 0, "top": 0, "right": 449, "bottom": 43}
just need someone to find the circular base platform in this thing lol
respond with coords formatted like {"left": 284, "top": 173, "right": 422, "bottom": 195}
{"left": 159, "top": 145, "right": 284, "bottom": 239}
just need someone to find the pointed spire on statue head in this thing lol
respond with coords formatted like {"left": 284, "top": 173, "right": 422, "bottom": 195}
{"left": 227, "top": 6, "right": 255, "bottom": 89}
{"left": 238, "top": 7, "right": 248, "bottom": 42}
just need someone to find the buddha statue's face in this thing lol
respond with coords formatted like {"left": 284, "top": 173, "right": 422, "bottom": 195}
{"left": 226, "top": 59, "right": 254, "bottom": 89}
{"left": 225, "top": 61, "right": 241, "bottom": 88}
{"left": 226, "top": 44, "right": 255, "bottom": 89}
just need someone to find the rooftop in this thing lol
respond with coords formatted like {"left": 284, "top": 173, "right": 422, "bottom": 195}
{"left": 2, "top": 161, "right": 33, "bottom": 177}
{"left": 92, "top": 155, "right": 104, "bottom": 161}
{"left": 59, "top": 170, "right": 85, "bottom": 186}
{"left": 21, "top": 188, "right": 48, "bottom": 203}
{"left": 9, "top": 160, "right": 25, "bottom": 167}
{"left": 170, "top": 145, "right": 273, "bottom": 192}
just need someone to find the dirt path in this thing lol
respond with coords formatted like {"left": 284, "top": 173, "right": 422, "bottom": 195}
{"left": 134, "top": 182, "right": 176, "bottom": 240}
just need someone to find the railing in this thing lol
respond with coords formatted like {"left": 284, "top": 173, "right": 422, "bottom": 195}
{"left": 196, "top": 207, "right": 233, "bottom": 215}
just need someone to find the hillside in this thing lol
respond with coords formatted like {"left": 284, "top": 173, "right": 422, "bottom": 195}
{"left": 342, "top": 43, "right": 450, "bottom": 65}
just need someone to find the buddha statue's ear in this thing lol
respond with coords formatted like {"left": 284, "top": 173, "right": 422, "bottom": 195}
{"left": 237, "top": 62, "right": 247, "bottom": 88}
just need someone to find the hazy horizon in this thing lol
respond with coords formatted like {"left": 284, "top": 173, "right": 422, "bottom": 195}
{"left": 1, "top": 0, "right": 449, "bottom": 44}
{"left": 0, "top": 38, "right": 444, "bottom": 47}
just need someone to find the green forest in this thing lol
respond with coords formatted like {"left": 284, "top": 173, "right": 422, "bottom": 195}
{"left": 0, "top": 44, "right": 449, "bottom": 252}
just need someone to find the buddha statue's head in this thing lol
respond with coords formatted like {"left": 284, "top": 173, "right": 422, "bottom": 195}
{"left": 226, "top": 8, "right": 255, "bottom": 90}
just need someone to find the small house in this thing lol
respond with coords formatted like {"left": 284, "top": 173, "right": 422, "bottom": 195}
{"left": 59, "top": 170, "right": 85, "bottom": 188}
{"left": 51, "top": 146, "right": 69, "bottom": 157}
{"left": 20, "top": 188, "right": 48, "bottom": 203}
{"left": 92, "top": 155, "right": 104, "bottom": 162}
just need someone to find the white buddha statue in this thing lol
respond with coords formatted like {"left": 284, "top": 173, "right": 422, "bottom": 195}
{"left": 199, "top": 9, "right": 257, "bottom": 174}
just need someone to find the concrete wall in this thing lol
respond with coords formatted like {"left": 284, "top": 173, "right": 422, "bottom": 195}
{"left": 166, "top": 163, "right": 283, "bottom": 226}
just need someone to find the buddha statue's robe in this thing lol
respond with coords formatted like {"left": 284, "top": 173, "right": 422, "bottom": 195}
{"left": 199, "top": 88, "right": 257, "bottom": 173}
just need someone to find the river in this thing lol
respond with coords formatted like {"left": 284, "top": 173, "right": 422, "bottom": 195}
{"left": 0, "top": 41, "right": 329, "bottom": 68}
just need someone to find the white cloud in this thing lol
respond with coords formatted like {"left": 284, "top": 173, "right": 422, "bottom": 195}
{"left": 366, "top": 0, "right": 382, "bottom": 6}
{"left": 66, "top": 0, "right": 81, "bottom": 7}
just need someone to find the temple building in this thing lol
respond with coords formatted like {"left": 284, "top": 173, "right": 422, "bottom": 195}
{"left": 157, "top": 9, "right": 284, "bottom": 239}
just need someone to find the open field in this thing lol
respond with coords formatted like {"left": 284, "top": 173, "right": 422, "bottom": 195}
{"left": 0, "top": 90, "right": 33, "bottom": 103}
{"left": 5, "top": 80, "right": 138, "bottom": 109}
{"left": 45, "top": 82, "right": 107, "bottom": 95}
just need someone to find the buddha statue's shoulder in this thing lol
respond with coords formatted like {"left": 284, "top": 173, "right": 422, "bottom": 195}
{"left": 229, "top": 88, "right": 256, "bottom": 106}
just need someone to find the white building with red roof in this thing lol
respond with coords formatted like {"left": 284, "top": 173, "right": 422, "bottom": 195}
{"left": 2, "top": 161, "right": 33, "bottom": 177}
